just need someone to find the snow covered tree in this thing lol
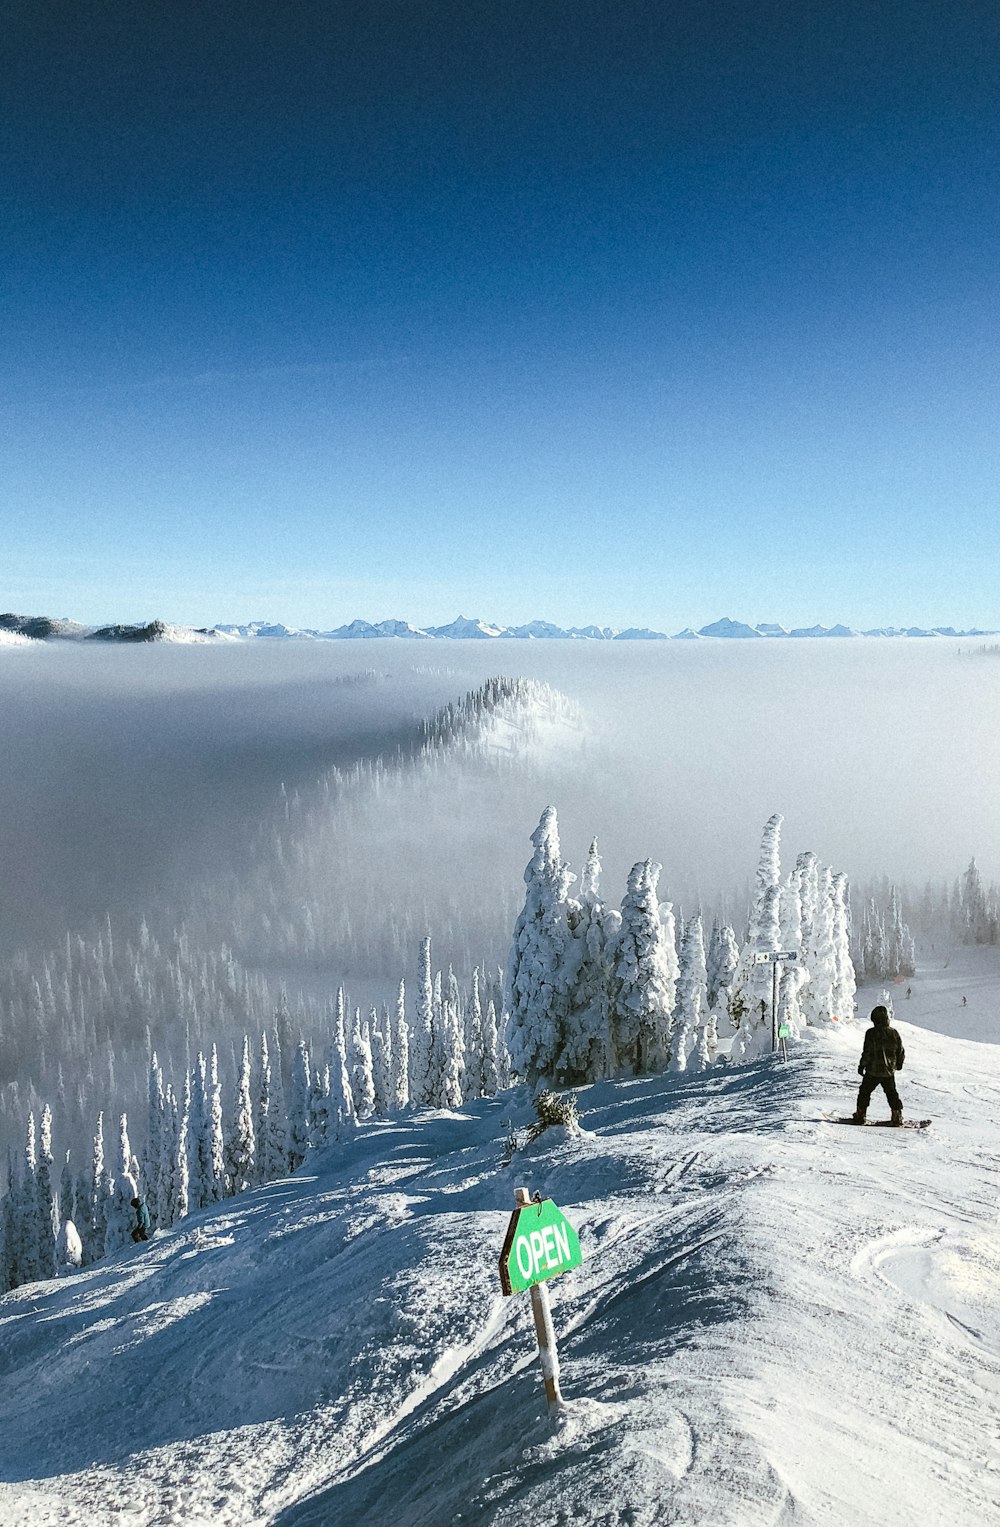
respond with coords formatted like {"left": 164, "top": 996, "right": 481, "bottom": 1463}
{"left": 36, "top": 1105, "right": 57, "bottom": 1280}
{"left": 145, "top": 1054, "right": 164, "bottom": 1226}
{"left": 505, "top": 807, "right": 579, "bottom": 1089}
{"left": 431, "top": 986, "right": 464, "bottom": 1109}
{"left": 410, "top": 939, "right": 435, "bottom": 1107}
{"left": 482, "top": 997, "right": 502, "bottom": 1096}
{"left": 287, "top": 1040, "right": 312, "bottom": 1169}
{"left": 258, "top": 1031, "right": 287, "bottom": 1183}
{"left": 87, "top": 1112, "right": 108, "bottom": 1264}
{"left": 608, "top": 860, "right": 677, "bottom": 1075}
{"left": 801, "top": 868, "right": 838, "bottom": 1028}
{"left": 104, "top": 1113, "right": 138, "bottom": 1257}
{"left": 558, "top": 838, "right": 615, "bottom": 1085}
{"left": 207, "top": 1044, "right": 226, "bottom": 1201}
{"left": 350, "top": 1012, "right": 376, "bottom": 1119}
{"left": 370, "top": 1008, "right": 392, "bottom": 1115}
{"left": 158, "top": 1084, "right": 179, "bottom": 1226}
{"left": 391, "top": 980, "right": 409, "bottom": 1111}
{"left": 18, "top": 1114, "right": 42, "bottom": 1284}
{"left": 463, "top": 968, "right": 487, "bottom": 1100}
{"left": 730, "top": 816, "right": 784, "bottom": 1058}
{"left": 324, "top": 991, "right": 355, "bottom": 1141}
{"left": 173, "top": 1076, "right": 191, "bottom": 1221}
{"left": 672, "top": 915, "right": 713, "bottom": 1073}
{"left": 831, "top": 872, "right": 856, "bottom": 1023}
{"left": 59, "top": 1149, "right": 75, "bottom": 1231}
{"left": 229, "top": 1035, "right": 256, "bottom": 1193}
{"left": 56, "top": 1218, "right": 83, "bottom": 1273}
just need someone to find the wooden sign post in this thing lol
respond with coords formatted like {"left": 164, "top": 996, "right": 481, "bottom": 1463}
{"left": 499, "top": 1186, "right": 582, "bottom": 1413}
{"left": 753, "top": 950, "right": 799, "bottom": 1051}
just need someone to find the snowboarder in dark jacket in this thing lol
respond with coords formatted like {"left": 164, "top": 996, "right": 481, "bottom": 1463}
{"left": 130, "top": 1196, "right": 152, "bottom": 1243}
{"left": 853, "top": 1005, "right": 905, "bottom": 1126}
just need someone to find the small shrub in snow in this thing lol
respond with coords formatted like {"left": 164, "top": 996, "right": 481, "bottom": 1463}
{"left": 526, "top": 1089, "right": 579, "bottom": 1141}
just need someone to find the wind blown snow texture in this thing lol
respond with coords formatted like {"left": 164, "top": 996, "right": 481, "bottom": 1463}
{"left": 0, "top": 962, "right": 998, "bottom": 1525}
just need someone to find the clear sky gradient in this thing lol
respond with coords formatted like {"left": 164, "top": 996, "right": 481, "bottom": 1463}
{"left": 3, "top": 2, "right": 999, "bottom": 630}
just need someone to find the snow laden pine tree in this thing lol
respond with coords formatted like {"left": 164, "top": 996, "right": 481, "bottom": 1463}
{"left": 505, "top": 808, "right": 578, "bottom": 1090}
{"left": 672, "top": 914, "right": 715, "bottom": 1072}
{"left": 104, "top": 1114, "right": 138, "bottom": 1256}
{"left": 391, "top": 980, "right": 409, "bottom": 1111}
{"left": 324, "top": 988, "right": 355, "bottom": 1141}
{"left": 731, "top": 815, "right": 784, "bottom": 1061}
{"left": 409, "top": 938, "right": 436, "bottom": 1107}
{"left": 350, "top": 1012, "right": 376, "bottom": 1120}
{"left": 608, "top": 861, "right": 677, "bottom": 1075}
{"left": 559, "top": 839, "right": 615, "bottom": 1084}
{"left": 36, "top": 1105, "right": 58, "bottom": 1279}
{"left": 229, "top": 1035, "right": 256, "bottom": 1193}
{"left": 287, "top": 1040, "right": 312, "bottom": 1169}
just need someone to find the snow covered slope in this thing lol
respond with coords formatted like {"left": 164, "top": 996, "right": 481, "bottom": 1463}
{"left": 2, "top": 1003, "right": 998, "bottom": 1526}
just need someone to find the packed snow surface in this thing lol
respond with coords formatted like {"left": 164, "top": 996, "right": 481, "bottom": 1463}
{"left": 2, "top": 966, "right": 999, "bottom": 1526}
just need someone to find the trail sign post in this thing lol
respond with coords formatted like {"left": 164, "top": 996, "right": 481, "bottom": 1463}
{"left": 499, "top": 1188, "right": 582, "bottom": 1412}
{"left": 753, "top": 950, "right": 798, "bottom": 1054}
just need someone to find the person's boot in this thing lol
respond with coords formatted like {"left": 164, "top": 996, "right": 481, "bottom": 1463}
{"left": 890, "top": 1109, "right": 903, "bottom": 1127}
{"left": 851, "top": 1112, "right": 866, "bottom": 1125}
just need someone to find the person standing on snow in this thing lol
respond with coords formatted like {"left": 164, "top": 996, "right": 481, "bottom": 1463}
{"left": 853, "top": 1004, "right": 905, "bottom": 1126}
{"left": 130, "top": 1196, "right": 152, "bottom": 1243}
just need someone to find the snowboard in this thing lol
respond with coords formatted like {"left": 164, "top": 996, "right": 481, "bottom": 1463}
{"left": 827, "top": 1115, "right": 931, "bottom": 1131}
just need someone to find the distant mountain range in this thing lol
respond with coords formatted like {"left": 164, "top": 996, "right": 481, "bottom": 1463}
{"left": 2, "top": 610, "right": 995, "bottom": 645}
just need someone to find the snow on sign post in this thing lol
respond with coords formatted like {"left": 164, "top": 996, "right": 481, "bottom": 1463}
{"left": 753, "top": 951, "right": 798, "bottom": 1054}
{"left": 499, "top": 1188, "right": 582, "bottom": 1412}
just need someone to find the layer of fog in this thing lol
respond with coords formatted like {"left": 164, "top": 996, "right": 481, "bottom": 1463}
{"left": 0, "top": 637, "right": 994, "bottom": 969}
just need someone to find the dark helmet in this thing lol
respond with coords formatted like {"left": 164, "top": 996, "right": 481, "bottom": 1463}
{"left": 870, "top": 1005, "right": 890, "bottom": 1026}
{"left": 130, "top": 1197, "right": 141, "bottom": 1208}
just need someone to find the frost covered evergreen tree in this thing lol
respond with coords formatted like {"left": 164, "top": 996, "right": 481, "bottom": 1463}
{"left": 831, "top": 873, "right": 856, "bottom": 1022}
{"left": 56, "top": 1217, "right": 83, "bottom": 1273}
{"left": 672, "top": 915, "right": 713, "bottom": 1073}
{"left": 370, "top": 1007, "right": 392, "bottom": 1115}
{"left": 261, "top": 1031, "right": 287, "bottom": 1183}
{"left": 391, "top": 980, "right": 409, "bottom": 1111}
{"left": 482, "top": 997, "right": 502, "bottom": 1095}
{"left": 287, "top": 1040, "right": 313, "bottom": 1168}
{"left": 801, "top": 869, "right": 838, "bottom": 1028}
{"left": 308, "top": 1065, "right": 329, "bottom": 1145}
{"left": 173, "top": 1076, "right": 191, "bottom": 1221}
{"left": 145, "top": 1054, "right": 164, "bottom": 1226}
{"left": 350, "top": 1013, "right": 376, "bottom": 1120}
{"left": 207, "top": 1044, "right": 227, "bottom": 1201}
{"left": 187, "top": 1053, "right": 214, "bottom": 1211}
{"left": 730, "top": 815, "right": 784, "bottom": 1058}
{"left": 559, "top": 838, "right": 615, "bottom": 1084}
{"left": 608, "top": 861, "right": 677, "bottom": 1075}
{"left": 17, "top": 1114, "right": 42, "bottom": 1284}
{"left": 505, "top": 807, "right": 579, "bottom": 1089}
{"left": 410, "top": 938, "right": 435, "bottom": 1107}
{"left": 959, "top": 859, "right": 998, "bottom": 944}
{"left": 463, "top": 968, "right": 487, "bottom": 1100}
{"left": 36, "top": 1105, "right": 58, "bottom": 1280}
{"left": 59, "top": 1150, "right": 75, "bottom": 1231}
{"left": 87, "top": 1112, "right": 108, "bottom": 1264}
{"left": 432, "top": 986, "right": 464, "bottom": 1109}
{"left": 324, "top": 990, "right": 355, "bottom": 1141}
{"left": 158, "top": 1085, "right": 179, "bottom": 1226}
{"left": 104, "top": 1114, "right": 138, "bottom": 1256}
{"left": 229, "top": 1035, "right": 256, "bottom": 1193}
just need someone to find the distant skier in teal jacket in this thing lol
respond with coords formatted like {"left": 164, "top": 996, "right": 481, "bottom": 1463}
{"left": 130, "top": 1197, "right": 152, "bottom": 1243}
{"left": 853, "top": 1005, "right": 905, "bottom": 1126}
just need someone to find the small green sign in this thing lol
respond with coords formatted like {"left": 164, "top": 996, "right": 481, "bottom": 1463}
{"left": 778, "top": 1023, "right": 791, "bottom": 1038}
{"left": 499, "top": 1198, "right": 583, "bottom": 1296}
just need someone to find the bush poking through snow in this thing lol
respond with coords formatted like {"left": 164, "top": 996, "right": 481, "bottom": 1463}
{"left": 526, "top": 1089, "right": 579, "bottom": 1141}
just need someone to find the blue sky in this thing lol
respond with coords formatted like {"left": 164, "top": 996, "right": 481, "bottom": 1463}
{"left": 3, "top": 1, "right": 999, "bottom": 630}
